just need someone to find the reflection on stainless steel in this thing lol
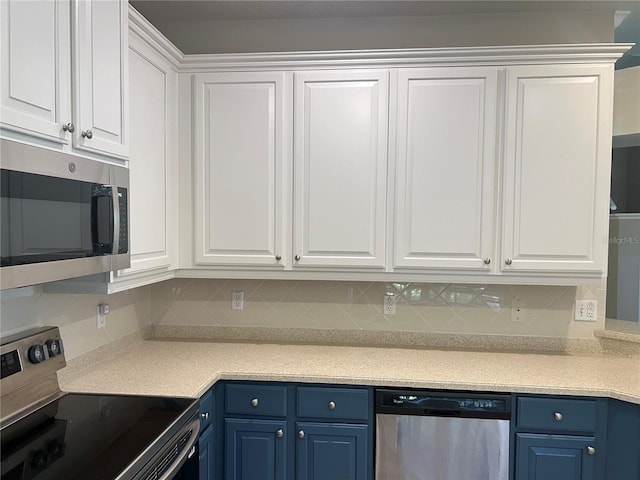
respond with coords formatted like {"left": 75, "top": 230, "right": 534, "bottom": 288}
{"left": 376, "top": 414, "right": 510, "bottom": 480}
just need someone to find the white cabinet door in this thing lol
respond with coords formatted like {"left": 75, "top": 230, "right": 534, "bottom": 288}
{"left": 501, "top": 65, "right": 613, "bottom": 273}
{"left": 73, "top": 0, "right": 128, "bottom": 159}
{"left": 112, "top": 31, "right": 178, "bottom": 282}
{"left": 293, "top": 70, "right": 388, "bottom": 268}
{"left": 193, "top": 72, "right": 288, "bottom": 267}
{"left": 394, "top": 67, "right": 498, "bottom": 271}
{"left": 0, "top": 0, "right": 71, "bottom": 143}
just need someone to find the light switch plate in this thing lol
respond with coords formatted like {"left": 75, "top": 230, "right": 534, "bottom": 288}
{"left": 511, "top": 297, "right": 526, "bottom": 322}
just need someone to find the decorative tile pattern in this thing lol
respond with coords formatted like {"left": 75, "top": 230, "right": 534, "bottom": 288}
{"left": 150, "top": 279, "right": 605, "bottom": 338}
{"left": 0, "top": 285, "right": 151, "bottom": 360}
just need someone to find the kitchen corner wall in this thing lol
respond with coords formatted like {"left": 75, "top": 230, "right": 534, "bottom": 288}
{"left": 150, "top": 279, "right": 606, "bottom": 339}
{"left": 0, "top": 286, "right": 151, "bottom": 360}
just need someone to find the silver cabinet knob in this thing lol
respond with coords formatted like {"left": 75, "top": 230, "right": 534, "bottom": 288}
{"left": 328, "top": 401, "right": 336, "bottom": 410}
{"left": 251, "top": 398, "right": 258, "bottom": 407}
{"left": 62, "top": 122, "right": 75, "bottom": 133}
{"left": 200, "top": 412, "right": 209, "bottom": 420}
{"left": 81, "top": 129, "right": 93, "bottom": 139}
{"left": 294, "top": 255, "right": 301, "bottom": 261}
{"left": 505, "top": 258, "right": 513, "bottom": 266}
{"left": 276, "top": 429, "right": 284, "bottom": 438}
{"left": 587, "top": 446, "right": 596, "bottom": 456}
{"left": 554, "top": 412, "right": 563, "bottom": 422}
{"left": 483, "top": 258, "right": 491, "bottom": 265}
{"left": 275, "top": 255, "right": 282, "bottom": 261}
{"left": 298, "top": 430, "right": 305, "bottom": 439}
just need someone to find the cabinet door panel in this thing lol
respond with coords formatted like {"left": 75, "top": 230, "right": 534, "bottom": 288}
{"left": 394, "top": 67, "right": 497, "bottom": 270}
{"left": 194, "top": 72, "right": 286, "bottom": 267}
{"left": 516, "top": 434, "right": 596, "bottom": 480}
{"left": 225, "top": 418, "right": 286, "bottom": 480}
{"left": 199, "top": 424, "right": 214, "bottom": 480}
{"left": 74, "top": 0, "right": 128, "bottom": 158}
{"left": 502, "top": 65, "right": 612, "bottom": 273}
{"left": 294, "top": 70, "right": 388, "bottom": 268}
{"left": 296, "top": 422, "right": 368, "bottom": 480}
{"left": 0, "top": 0, "right": 71, "bottom": 142}
{"left": 113, "top": 34, "right": 177, "bottom": 280}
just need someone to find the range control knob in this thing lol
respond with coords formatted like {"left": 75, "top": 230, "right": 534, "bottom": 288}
{"left": 46, "top": 339, "right": 62, "bottom": 357}
{"left": 28, "top": 345, "right": 46, "bottom": 364}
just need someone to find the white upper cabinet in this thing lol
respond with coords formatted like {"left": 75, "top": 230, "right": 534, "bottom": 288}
{"left": 110, "top": 26, "right": 178, "bottom": 287}
{"left": 394, "top": 67, "right": 498, "bottom": 271}
{"left": 193, "top": 72, "right": 288, "bottom": 267}
{"left": 0, "top": 0, "right": 127, "bottom": 162}
{"left": 73, "top": 0, "right": 128, "bottom": 159}
{"left": 0, "top": 0, "right": 71, "bottom": 143}
{"left": 293, "top": 70, "right": 389, "bottom": 269}
{"left": 501, "top": 64, "right": 613, "bottom": 274}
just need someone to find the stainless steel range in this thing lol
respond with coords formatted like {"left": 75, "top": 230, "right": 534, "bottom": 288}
{"left": 0, "top": 327, "right": 200, "bottom": 480}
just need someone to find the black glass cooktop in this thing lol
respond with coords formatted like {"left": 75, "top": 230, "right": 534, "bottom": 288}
{"left": 1, "top": 393, "right": 196, "bottom": 480}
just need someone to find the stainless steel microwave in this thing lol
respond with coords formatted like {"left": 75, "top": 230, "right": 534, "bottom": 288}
{"left": 1, "top": 139, "right": 129, "bottom": 290}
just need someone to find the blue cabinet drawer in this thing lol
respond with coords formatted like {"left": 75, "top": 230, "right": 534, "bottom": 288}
{"left": 517, "top": 397, "right": 597, "bottom": 433}
{"left": 297, "top": 387, "right": 369, "bottom": 420}
{"left": 225, "top": 384, "right": 287, "bottom": 417}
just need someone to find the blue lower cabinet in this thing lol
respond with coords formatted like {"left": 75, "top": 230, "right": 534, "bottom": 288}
{"left": 516, "top": 433, "right": 596, "bottom": 480}
{"left": 199, "top": 424, "right": 214, "bottom": 480}
{"left": 295, "top": 422, "right": 368, "bottom": 480}
{"left": 225, "top": 418, "right": 287, "bottom": 480}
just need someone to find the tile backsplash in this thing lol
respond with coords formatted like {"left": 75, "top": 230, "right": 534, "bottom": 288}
{"left": 151, "top": 279, "right": 606, "bottom": 339}
{"left": 0, "top": 278, "right": 606, "bottom": 361}
{"left": 0, "top": 285, "right": 151, "bottom": 360}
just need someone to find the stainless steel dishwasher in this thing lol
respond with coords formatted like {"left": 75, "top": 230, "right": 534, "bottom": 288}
{"left": 375, "top": 389, "right": 511, "bottom": 480}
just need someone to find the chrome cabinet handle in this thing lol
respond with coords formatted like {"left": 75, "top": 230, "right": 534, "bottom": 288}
{"left": 587, "top": 446, "right": 595, "bottom": 456}
{"left": 505, "top": 258, "right": 512, "bottom": 266}
{"left": 276, "top": 429, "right": 284, "bottom": 438}
{"left": 294, "top": 255, "right": 301, "bottom": 261}
{"left": 483, "top": 258, "right": 491, "bottom": 265}
{"left": 275, "top": 255, "right": 282, "bottom": 261}
{"left": 554, "top": 412, "right": 563, "bottom": 422}
{"left": 82, "top": 129, "right": 93, "bottom": 139}
{"left": 328, "top": 401, "right": 336, "bottom": 410}
{"left": 298, "top": 430, "right": 305, "bottom": 439}
{"left": 251, "top": 398, "right": 258, "bottom": 407}
{"left": 200, "top": 412, "right": 209, "bottom": 420}
{"left": 62, "top": 122, "right": 75, "bottom": 133}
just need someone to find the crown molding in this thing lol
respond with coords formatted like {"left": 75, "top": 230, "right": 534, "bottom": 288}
{"left": 177, "top": 44, "right": 633, "bottom": 72}
{"left": 128, "top": 5, "right": 184, "bottom": 67}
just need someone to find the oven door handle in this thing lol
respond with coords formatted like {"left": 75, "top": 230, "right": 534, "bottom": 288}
{"left": 158, "top": 418, "right": 200, "bottom": 480}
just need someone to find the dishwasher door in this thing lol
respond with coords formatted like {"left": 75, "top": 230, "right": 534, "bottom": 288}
{"left": 375, "top": 390, "right": 511, "bottom": 480}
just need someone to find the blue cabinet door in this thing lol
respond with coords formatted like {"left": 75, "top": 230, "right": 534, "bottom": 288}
{"left": 225, "top": 418, "right": 286, "bottom": 480}
{"left": 296, "top": 422, "right": 368, "bottom": 480}
{"left": 516, "top": 433, "right": 596, "bottom": 480}
{"left": 199, "top": 424, "right": 214, "bottom": 480}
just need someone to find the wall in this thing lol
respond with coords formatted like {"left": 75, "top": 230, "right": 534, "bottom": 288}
{"left": 0, "top": 286, "right": 151, "bottom": 360}
{"left": 151, "top": 279, "right": 605, "bottom": 339}
{"left": 149, "top": 10, "right": 613, "bottom": 54}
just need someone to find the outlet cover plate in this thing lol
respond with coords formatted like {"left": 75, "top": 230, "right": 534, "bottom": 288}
{"left": 575, "top": 300, "right": 597, "bottom": 321}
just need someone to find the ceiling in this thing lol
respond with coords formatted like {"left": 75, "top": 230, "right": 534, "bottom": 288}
{"left": 130, "top": 0, "right": 640, "bottom": 65}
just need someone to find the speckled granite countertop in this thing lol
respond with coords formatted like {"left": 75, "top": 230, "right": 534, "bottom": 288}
{"left": 58, "top": 338, "right": 640, "bottom": 404}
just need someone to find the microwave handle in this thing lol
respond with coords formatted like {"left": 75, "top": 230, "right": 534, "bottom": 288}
{"left": 111, "top": 186, "right": 120, "bottom": 256}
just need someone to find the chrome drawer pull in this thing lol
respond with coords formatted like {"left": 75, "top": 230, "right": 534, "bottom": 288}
{"left": 328, "top": 401, "right": 336, "bottom": 410}
{"left": 251, "top": 398, "right": 258, "bottom": 407}
{"left": 554, "top": 412, "right": 563, "bottom": 422}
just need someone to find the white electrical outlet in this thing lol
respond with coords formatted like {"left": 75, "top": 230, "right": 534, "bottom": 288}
{"left": 232, "top": 291, "right": 244, "bottom": 310}
{"left": 575, "top": 300, "right": 597, "bottom": 321}
{"left": 384, "top": 295, "right": 396, "bottom": 315}
{"left": 96, "top": 303, "right": 109, "bottom": 329}
{"left": 511, "top": 297, "right": 526, "bottom": 322}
